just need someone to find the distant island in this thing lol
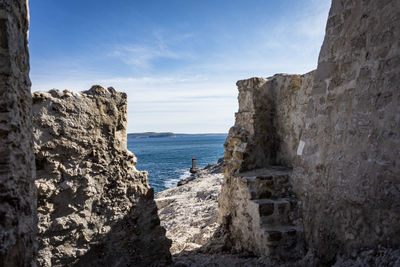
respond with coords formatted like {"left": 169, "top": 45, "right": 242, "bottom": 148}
{"left": 127, "top": 132, "right": 227, "bottom": 138}
{"left": 128, "top": 132, "right": 177, "bottom": 138}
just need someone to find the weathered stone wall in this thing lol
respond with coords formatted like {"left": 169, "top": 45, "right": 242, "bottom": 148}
{"left": 224, "top": 77, "right": 273, "bottom": 173}
{"left": 33, "top": 86, "right": 171, "bottom": 266}
{"left": 220, "top": 1, "right": 399, "bottom": 262}
{"left": 219, "top": 73, "right": 314, "bottom": 258}
{"left": 272, "top": 73, "right": 314, "bottom": 167}
{"left": 0, "top": 1, "right": 37, "bottom": 266}
{"left": 222, "top": 72, "right": 314, "bottom": 177}
{"left": 292, "top": 0, "right": 400, "bottom": 262}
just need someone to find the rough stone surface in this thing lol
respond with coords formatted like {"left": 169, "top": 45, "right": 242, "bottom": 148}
{"left": 220, "top": 167, "right": 304, "bottom": 259}
{"left": 219, "top": 73, "right": 314, "bottom": 259}
{"left": 172, "top": 246, "right": 400, "bottom": 266}
{"left": 0, "top": 1, "right": 37, "bottom": 266}
{"left": 292, "top": 0, "right": 400, "bottom": 263}
{"left": 32, "top": 86, "right": 171, "bottom": 266}
{"left": 219, "top": 0, "right": 400, "bottom": 264}
{"left": 155, "top": 161, "right": 223, "bottom": 255}
{"left": 332, "top": 247, "right": 400, "bottom": 267}
{"left": 221, "top": 72, "right": 314, "bottom": 176}
{"left": 172, "top": 253, "right": 274, "bottom": 267}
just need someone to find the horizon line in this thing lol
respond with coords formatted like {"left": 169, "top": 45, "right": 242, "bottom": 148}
{"left": 127, "top": 132, "right": 228, "bottom": 135}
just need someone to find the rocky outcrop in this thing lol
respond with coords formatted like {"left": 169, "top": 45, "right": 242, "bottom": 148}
{"left": 177, "top": 158, "right": 223, "bottom": 186}
{"left": 292, "top": 0, "right": 400, "bottom": 262}
{"left": 0, "top": 1, "right": 37, "bottom": 266}
{"left": 155, "top": 161, "right": 223, "bottom": 255}
{"left": 219, "top": 73, "right": 314, "bottom": 259}
{"left": 32, "top": 86, "right": 171, "bottom": 266}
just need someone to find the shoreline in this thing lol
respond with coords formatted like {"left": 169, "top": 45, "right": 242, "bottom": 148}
{"left": 155, "top": 160, "right": 224, "bottom": 255}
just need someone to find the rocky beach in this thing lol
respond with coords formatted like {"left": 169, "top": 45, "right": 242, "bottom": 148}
{"left": 155, "top": 160, "right": 224, "bottom": 255}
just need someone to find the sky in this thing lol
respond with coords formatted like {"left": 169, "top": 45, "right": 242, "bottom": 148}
{"left": 29, "top": 0, "right": 331, "bottom": 134}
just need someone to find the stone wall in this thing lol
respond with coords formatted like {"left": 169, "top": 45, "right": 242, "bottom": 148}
{"left": 222, "top": 72, "right": 314, "bottom": 177}
{"left": 0, "top": 1, "right": 37, "bottom": 266}
{"left": 219, "top": 73, "right": 314, "bottom": 258}
{"left": 33, "top": 86, "right": 171, "bottom": 266}
{"left": 220, "top": 0, "right": 399, "bottom": 262}
{"left": 272, "top": 73, "right": 314, "bottom": 167}
{"left": 292, "top": 0, "right": 400, "bottom": 262}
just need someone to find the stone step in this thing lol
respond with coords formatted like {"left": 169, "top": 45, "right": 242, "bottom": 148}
{"left": 235, "top": 167, "right": 304, "bottom": 259}
{"left": 261, "top": 225, "right": 302, "bottom": 243}
{"left": 251, "top": 199, "right": 292, "bottom": 224}
{"left": 248, "top": 174, "right": 292, "bottom": 199}
{"left": 260, "top": 225, "right": 304, "bottom": 258}
{"left": 235, "top": 166, "right": 293, "bottom": 200}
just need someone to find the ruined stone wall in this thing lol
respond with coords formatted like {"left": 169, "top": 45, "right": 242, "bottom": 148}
{"left": 272, "top": 72, "right": 314, "bottom": 167}
{"left": 0, "top": 1, "right": 37, "bottom": 266}
{"left": 33, "top": 86, "right": 171, "bottom": 266}
{"left": 222, "top": 72, "right": 314, "bottom": 177}
{"left": 222, "top": 77, "right": 273, "bottom": 175}
{"left": 219, "top": 73, "right": 314, "bottom": 257}
{"left": 292, "top": 0, "right": 400, "bottom": 262}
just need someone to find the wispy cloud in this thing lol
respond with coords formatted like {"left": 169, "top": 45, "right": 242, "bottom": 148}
{"left": 30, "top": 0, "right": 331, "bottom": 133}
{"left": 112, "top": 44, "right": 180, "bottom": 70}
{"left": 111, "top": 31, "right": 195, "bottom": 71}
{"left": 194, "top": 1, "right": 330, "bottom": 78}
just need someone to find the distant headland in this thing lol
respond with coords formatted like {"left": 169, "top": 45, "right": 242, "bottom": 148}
{"left": 128, "top": 132, "right": 177, "bottom": 138}
{"left": 127, "top": 132, "right": 227, "bottom": 138}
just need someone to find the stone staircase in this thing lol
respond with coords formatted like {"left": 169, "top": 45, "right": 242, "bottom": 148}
{"left": 230, "top": 166, "right": 304, "bottom": 259}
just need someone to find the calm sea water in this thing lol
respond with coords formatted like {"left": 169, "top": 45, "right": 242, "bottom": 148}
{"left": 127, "top": 134, "right": 227, "bottom": 193}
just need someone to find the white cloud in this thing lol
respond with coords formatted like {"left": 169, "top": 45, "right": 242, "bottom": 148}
{"left": 100, "top": 75, "right": 238, "bottom": 133}
{"left": 31, "top": 73, "right": 238, "bottom": 133}
{"left": 112, "top": 44, "right": 180, "bottom": 70}
{"left": 30, "top": 0, "right": 331, "bottom": 133}
{"left": 110, "top": 31, "right": 195, "bottom": 71}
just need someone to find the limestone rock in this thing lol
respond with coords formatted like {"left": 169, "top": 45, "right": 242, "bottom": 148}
{"left": 0, "top": 1, "right": 37, "bottom": 266}
{"left": 33, "top": 86, "right": 171, "bottom": 266}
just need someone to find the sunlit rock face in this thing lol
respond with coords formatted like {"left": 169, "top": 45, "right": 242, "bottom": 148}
{"left": 292, "top": 0, "right": 400, "bottom": 262}
{"left": 155, "top": 161, "right": 224, "bottom": 255}
{"left": 0, "top": 1, "right": 37, "bottom": 266}
{"left": 33, "top": 86, "right": 171, "bottom": 266}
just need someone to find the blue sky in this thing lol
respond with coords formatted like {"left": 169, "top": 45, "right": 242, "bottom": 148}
{"left": 29, "top": 0, "right": 331, "bottom": 133}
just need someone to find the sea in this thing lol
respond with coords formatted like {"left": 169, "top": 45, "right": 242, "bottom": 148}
{"left": 127, "top": 134, "right": 227, "bottom": 193}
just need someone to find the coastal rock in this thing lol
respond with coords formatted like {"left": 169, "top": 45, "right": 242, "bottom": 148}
{"left": 178, "top": 158, "right": 223, "bottom": 186}
{"left": 155, "top": 161, "right": 224, "bottom": 255}
{"left": 32, "top": 86, "right": 171, "bottom": 266}
{"left": 0, "top": 1, "right": 37, "bottom": 266}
